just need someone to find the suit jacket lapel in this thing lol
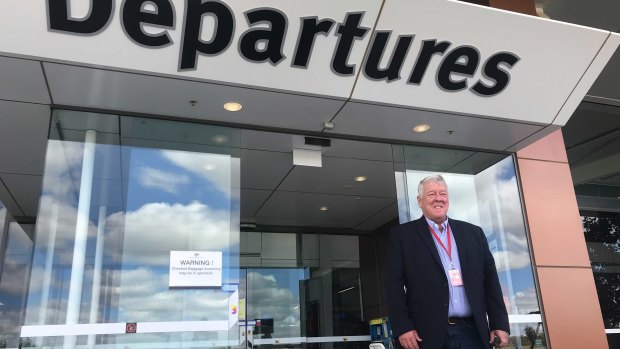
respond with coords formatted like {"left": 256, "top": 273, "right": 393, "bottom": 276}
{"left": 415, "top": 217, "right": 443, "bottom": 269}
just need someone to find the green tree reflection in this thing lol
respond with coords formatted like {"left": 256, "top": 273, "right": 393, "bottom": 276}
{"left": 583, "top": 212, "right": 620, "bottom": 328}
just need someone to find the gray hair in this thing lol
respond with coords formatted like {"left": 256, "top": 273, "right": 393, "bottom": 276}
{"left": 418, "top": 174, "right": 448, "bottom": 197}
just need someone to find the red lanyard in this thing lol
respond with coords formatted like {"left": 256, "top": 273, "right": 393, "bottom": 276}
{"left": 429, "top": 224, "right": 452, "bottom": 261}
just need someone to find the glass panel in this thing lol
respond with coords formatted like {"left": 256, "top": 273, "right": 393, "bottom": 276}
{"left": 0, "top": 222, "right": 34, "bottom": 348}
{"left": 396, "top": 147, "right": 546, "bottom": 348}
{"left": 22, "top": 111, "right": 241, "bottom": 348}
{"left": 0, "top": 200, "right": 7, "bottom": 277}
{"left": 247, "top": 268, "right": 305, "bottom": 339}
{"left": 0, "top": 200, "right": 5, "bottom": 238}
{"left": 242, "top": 232, "right": 366, "bottom": 348}
{"left": 582, "top": 211, "right": 620, "bottom": 328}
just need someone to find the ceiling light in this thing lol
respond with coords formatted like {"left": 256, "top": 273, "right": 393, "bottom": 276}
{"left": 223, "top": 102, "right": 243, "bottom": 112}
{"left": 354, "top": 176, "right": 367, "bottom": 182}
{"left": 319, "top": 206, "right": 328, "bottom": 211}
{"left": 413, "top": 124, "right": 431, "bottom": 133}
{"left": 212, "top": 135, "right": 228, "bottom": 144}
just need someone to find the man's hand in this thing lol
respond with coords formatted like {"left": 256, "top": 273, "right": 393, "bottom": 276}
{"left": 398, "top": 330, "right": 423, "bottom": 349}
{"left": 489, "top": 329, "right": 509, "bottom": 347}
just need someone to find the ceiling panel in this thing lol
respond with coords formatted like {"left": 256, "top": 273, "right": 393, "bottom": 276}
{"left": 240, "top": 129, "right": 395, "bottom": 162}
{"left": 1, "top": 174, "right": 43, "bottom": 217}
{"left": 331, "top": 101, "right": 544, "bottom": 151}
{"left": 241, "top": 149, "right": 292, "bottom": 190}
{"left": 256, "top": 191, "right": 394, "bottom": 227}
{"left": 402, "top": 146, "right": 475, "bottom": 169}
{"left": 600, "top": 173, "right": 620, "bottom": 185}
{"left": 0, "top": 56, "right": 50, "bottom": 104}
{"left": 240, "top": 189, "right": 272, "bottom": 218}
{"left": 321, "top": 138, "right": 394, "bottom": 162}
{"left": 0, "top": 100, "right": 50, "bottom": 175}
{"left": 0, "top": 177, "right": 23, "bottom": 217}
{"left": 448, "top": 152, "right": 507, "bottom": 174}
{"left": 43, "top": 63, "right": 346, "bottom": 134}
{"left": 54, "top": 110, "right": 120, "bottom": 134}
{"left": 253, "top": 216, "right": 360, "bottom": 229}
{"left": 278, "top": 156, "right": 397, "bottom": 198}
{"left": 588, "top": 44, "right": 620, "bottom": 101}
{"left": 121, "top": 116, "right": 241, "bottom": 149}
{"left": 240, "top": 129, "right": 300, "bottom": 153}
{"left": 563, "top": 103, "right": 620, "bottom": 149}
{"left": 52, "top": 129, "right": 120, "bottom": 145}
{"left": 353, "top": 201, "right": 398, "bottom": 231}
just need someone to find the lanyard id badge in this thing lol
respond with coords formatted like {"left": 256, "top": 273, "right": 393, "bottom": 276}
{"left": 449, "top": 269, "right": 463, "bottom": 286}
{"left": 429, "top": 224, "right": 464, "bottom": 287}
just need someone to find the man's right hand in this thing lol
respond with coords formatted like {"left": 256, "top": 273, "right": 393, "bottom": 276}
{"left": 398, "top": 330, "right": 423, "bottom": 349}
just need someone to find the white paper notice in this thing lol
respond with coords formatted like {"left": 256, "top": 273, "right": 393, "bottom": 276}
{"left": 169, "top": 251, "right": 223, "bottom": 287}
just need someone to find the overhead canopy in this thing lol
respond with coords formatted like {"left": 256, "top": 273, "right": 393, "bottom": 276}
{"left": 0, "top": 0, "right": 618, "bottom": 151}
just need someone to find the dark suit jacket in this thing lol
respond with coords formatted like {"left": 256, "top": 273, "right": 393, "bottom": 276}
{"left": 385, "top": 216, "right": 509, "bottom": 349}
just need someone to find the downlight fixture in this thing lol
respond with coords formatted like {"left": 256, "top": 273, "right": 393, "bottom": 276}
{"left": 223, "top": 102, "right": 243, "bottom": 112}
{"left": 413, "top": 124, "right": 431, "bottom": 133}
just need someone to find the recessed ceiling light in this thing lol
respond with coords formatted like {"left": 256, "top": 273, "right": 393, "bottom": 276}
{"left": 354, "top": 176, "right": 367, "bottom": 182}
{"left": 413, "top": 124, "right": 431, "bottom": 133}
{"left": 319, "top": 206, "right": 329, "bottom": 211}
{"left": 223, "top": 102, "right": 243, "bottom": 112}
{"left": 212, "top": 135, "right": 228, "bottom": 144}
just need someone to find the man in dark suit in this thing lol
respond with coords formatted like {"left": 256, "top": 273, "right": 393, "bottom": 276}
{"left": 385, "top": 174, "right": 509, "bottom": 349}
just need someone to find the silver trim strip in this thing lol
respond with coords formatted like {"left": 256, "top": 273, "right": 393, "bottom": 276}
{"left": 254, "top": 336, "right": 371, "bottom": 345}
{"left": 20, "top": 320, "right": 229, "bottom": 337}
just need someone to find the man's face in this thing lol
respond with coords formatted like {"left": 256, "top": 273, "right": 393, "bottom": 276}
{"left": 417, "top": 181, "right": 449, "bottom": 223}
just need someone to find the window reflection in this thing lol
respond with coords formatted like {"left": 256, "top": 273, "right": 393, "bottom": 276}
{"left": 10, "top": 110, "right": 548, "bottom": 349}
{"left": 582, "top": 211, "right": 620, "bottom": 329}
{"left": 241, "top": 232, "right": 366, "bottom": 347}
{"left": 398, "top": 152, "right": 546, "bottom": 348}
{"left": 22, "top": 113, "right": 240, "bottom": 347}
{"left": 0, "top": 222, "right": 33, "bottom": 348}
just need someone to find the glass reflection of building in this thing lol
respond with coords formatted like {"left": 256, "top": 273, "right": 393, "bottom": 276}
{"left": 0, "top": 110, "right": 547, "bottom": 348}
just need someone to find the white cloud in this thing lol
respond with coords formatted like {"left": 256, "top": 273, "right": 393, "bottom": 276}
{"left": 509, "top": 287, "right": 540, "bottom": 315}
{"left": 106, "top": 201, "right": 237, "bottom": 265}
{"left": 40, "top": 140, "right": 84, "bottom": 201}
{"left": 161, "top": 150, "right": 232, "bottom": 197}
{"left": 117, "top": 267, "right": 231, "bottom": 322}
{"left": 493, "top": 250, "right": 532, "bottom": 272}
{"left": 246, "top": 272, "right": 301, "bottom": 338}
{"left": 34, "top": 195, "right": 98, "bottom": 258}
{"left": 139, "top": 166, "right": 190, "bottom": 193}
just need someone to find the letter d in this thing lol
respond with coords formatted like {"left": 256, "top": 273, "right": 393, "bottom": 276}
{"left": 47, "top": 0, "right": 113, "bottom": 34}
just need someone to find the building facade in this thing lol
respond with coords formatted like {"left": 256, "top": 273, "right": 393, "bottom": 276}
{"left": 0, "top": 0, "right": 619, "bottom": 348}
